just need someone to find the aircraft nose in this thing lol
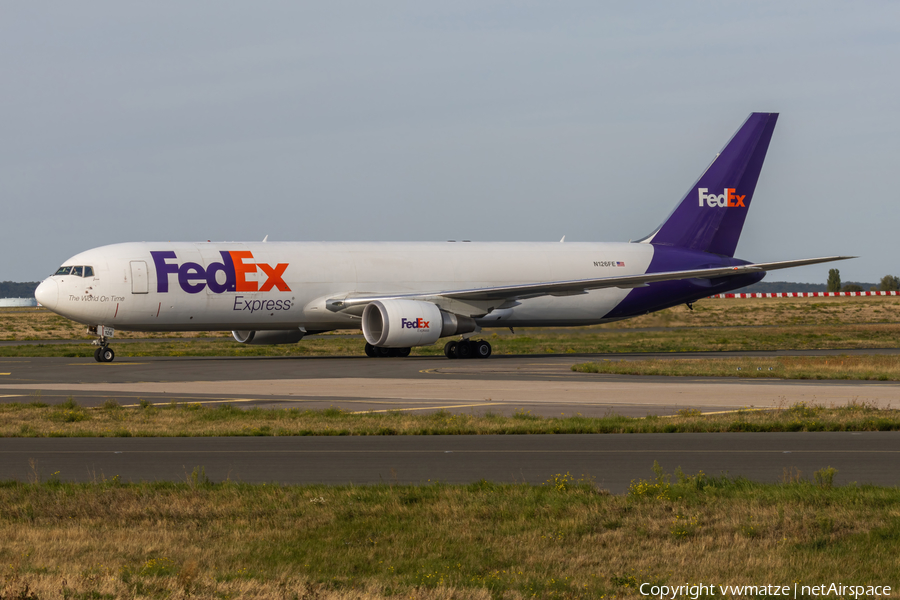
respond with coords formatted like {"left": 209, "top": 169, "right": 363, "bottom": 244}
{"left": 35, "top": 279, "right": 59, "bottom": 310}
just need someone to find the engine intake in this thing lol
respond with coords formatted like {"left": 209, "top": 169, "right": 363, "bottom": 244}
{"left": 232, "top": 329, "right": 305, "bottom": 345}
{"left": 362, "top": 300, "right": 476, "bottom": 348}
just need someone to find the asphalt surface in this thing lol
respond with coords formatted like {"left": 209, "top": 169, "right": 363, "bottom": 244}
{"left": 2, "top": 433, "right": 897, "bottom": 494}
{"left": 1, "top": 353, "right": 899, "bottom": 490}
{"left": 2, "top": 352, "right": 900, "bottom": 416}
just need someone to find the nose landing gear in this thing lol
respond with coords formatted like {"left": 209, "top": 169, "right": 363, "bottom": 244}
{"left": 94, "top": 345, "right": 115, "bottom": 363}
{"left": 90, "top": 325, "right": 116, "bottom": 363}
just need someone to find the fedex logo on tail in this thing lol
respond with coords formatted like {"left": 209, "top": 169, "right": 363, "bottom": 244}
{"left": 151, "top": 251, "right": 290, "bottom": 294}
{"left": 401, "top": 317, "right": 430, "bottom": 330}
{"left": 698, "top": 188, "right": 746, "bottom": 208}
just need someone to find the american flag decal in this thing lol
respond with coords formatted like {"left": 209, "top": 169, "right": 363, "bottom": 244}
{"left": 616, "top": 261, "right": 625, "bottom": 267}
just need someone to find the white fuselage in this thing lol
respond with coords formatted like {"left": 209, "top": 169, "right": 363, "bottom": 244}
{"left": 37, "top": 241, "right": 655, "bottom": 331}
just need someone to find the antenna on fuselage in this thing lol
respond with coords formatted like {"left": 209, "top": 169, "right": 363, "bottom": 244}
{"left": 262, "top": 235, "right": 268, "bottom": 242}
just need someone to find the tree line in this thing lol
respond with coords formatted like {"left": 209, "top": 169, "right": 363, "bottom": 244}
{"left": 0, "top": 281, "right": 40, "bottom": 299}
{"left": 828, "top": 269, "right": 899, "bottom": 293}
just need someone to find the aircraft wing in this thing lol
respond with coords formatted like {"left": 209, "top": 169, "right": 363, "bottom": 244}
{"left": 326, "top": 255, "right": 853, "bottom": 312}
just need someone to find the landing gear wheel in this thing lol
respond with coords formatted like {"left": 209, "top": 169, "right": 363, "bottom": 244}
{"left": 456, "top": 340, "right": 473, "bottom": 359}
{"left": 365, "top": 343, "right": 377, "bottom": 357}
{"left": 94, "top": 348, "right": 103, "bottom": 362}
{"left": 376, "top": 346, "right": 393, "bottom": 358}
{"left": 395, "top": 347, "right": 411, "bottom": 357}
{"left": 98, "top": 347, "right": 115, "bottom": 363}
{"left": 474, "top": 340, "right": 492, "bottom": 358}
{"left": 443, "top": 341, "right": 458, "bottom": 359}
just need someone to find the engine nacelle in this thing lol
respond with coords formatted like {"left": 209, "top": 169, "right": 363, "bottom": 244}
{"left": 232, "top": 329, "right": 305, "bottom": 345}
{"left": 362, "top": 300, "right": 476, "bottom": 348}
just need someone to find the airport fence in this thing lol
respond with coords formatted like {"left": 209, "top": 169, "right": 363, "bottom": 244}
{"left": 709, "top": 291, "right": 899, "bottom": 299}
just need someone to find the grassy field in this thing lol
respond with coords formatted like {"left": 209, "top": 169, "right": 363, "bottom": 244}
{"left": 2, "top": 296, "right": 900, "bottom": 359}
{"left": 4, "top": 296, "right": 900, "bottom": 341}
{"left": 2, "top": 300, "right": 898, "bottom": 599}
{"left": 573, "top": 355, "right": 900, "bottom": 381}
{"left": 2, "top": 322, "right": 900, "bottom": 359}
{"left": 2, "top": 398, "right": 899, "bottom": 437}
{"left": 1, "top": 468, "right": 898, "bottom": 599}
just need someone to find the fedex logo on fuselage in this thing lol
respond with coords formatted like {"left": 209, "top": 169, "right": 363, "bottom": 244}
{"left": 401, "top": 317, "right": 430, "bottom": 329}
{"left": 698, "top": 188, "right": 746, "bottom": 208}
{"left": 150, "top": 251, "right": 290, "bottom": 294}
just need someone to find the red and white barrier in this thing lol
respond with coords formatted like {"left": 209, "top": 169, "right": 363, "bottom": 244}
{"left": 709, "top": 291, "right": 899, "bottom": 299}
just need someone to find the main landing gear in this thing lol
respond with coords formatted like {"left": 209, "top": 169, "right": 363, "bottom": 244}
{"left": 364, "top": 343, "right": 411, "bottom": 358}
{"left": 443, "top": 339, "right": 491, "bottom": 359}
{"left": 363, "top": 340, "right": 493, "bottom": 359}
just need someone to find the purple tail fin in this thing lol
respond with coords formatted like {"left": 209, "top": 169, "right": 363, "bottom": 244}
{"left": 643, "top": 113, "right": 778, "bottom": 257}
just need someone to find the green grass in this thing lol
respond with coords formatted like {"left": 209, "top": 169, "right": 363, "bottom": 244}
{"left": 1, "top": 468, "right": 898, "bottom": 599}
{"left": 2, "top": 322, "right": 900, "bottom": 358}
{"left": 573, "top": 354, "right": 900, "bottom": 381}
{"left": 2, "top": 400, "right": 899, "bottom": 437}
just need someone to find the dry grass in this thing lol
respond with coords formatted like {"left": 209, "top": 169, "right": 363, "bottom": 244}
{"left": 594, "top": 295, "right": 900, "bottom": 329}
{"left": 2, "top": 297, "right": 900, "bottom": 359}
{"left": 0, "top": 308, "right": 232, "bottom": 341}
{"left": 2, "top": 399, "right": 899, "bottom": 437}
{"left": 2, "top": 322, "right": 900, "bottom": 359}
{"left": 573, "top": 354, "right": 900, "bottom": 381}
{"left": 4, "top": 295, "right": 900, "bottom": 342}
{"left": 1, "top": 470, "right": 898, "bottom": 599}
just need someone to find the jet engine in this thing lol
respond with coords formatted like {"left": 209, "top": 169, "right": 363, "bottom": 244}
{"left": 232, "top": 329, "right": 305, "bottom": 345}
{"left": 362, "top": 299, "right": 476, "bottom": 348}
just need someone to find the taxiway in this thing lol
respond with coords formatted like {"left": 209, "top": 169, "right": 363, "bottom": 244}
{"left": 1, "top": 353, "right": 898, "bottom": 417}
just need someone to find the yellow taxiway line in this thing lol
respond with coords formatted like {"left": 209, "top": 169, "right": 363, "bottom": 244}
{"left": 67, "top": 363, "right": 149, "bottom": 366}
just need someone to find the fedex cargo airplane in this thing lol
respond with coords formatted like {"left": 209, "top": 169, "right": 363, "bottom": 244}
{"left": 35, "top": 113, "right": 849, "bottom": 362}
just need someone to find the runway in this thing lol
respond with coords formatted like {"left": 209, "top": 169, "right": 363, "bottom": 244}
{"left": 2, "top": 433, "right": 897, "bottom": 494}
{"left": 1, "top": 352, "right": 898, "bottom": 417}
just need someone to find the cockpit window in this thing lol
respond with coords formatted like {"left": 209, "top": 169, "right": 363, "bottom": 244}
{"left": 53, "top": 265, "right": 94, "bottom": 277}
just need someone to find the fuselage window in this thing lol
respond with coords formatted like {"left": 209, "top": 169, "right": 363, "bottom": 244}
{"left": 55, "top": 266, "right": 72, "bottom": 276}
{"left": 71, "top": 266, "right": 84, "bottom": 277}
{"left": 83, "top": 266, "right": 94, "bottom": 277}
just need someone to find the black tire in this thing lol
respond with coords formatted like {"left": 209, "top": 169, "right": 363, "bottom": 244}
{"left": 100, "top": 347, "right": 115, "bottom": 363}
{"left": 443, "top": 341, "right": 458, "bottom": 359}
{"left": 94, "top": 347, "right": 103, "bottom": 362}
{"left": 395, "top": 347, "right": 411, "bottom": 357}
{"left": 364, "top": 343, "right": 377, "bottom": 357}
{"left": 376, "top": 346, "right": 393, "bottom": 358}
{"left": 456, "top": 340, "right": 473, "bottom": 359}
{"left": 474, "top": 340, "right": 492, "bottom": 358}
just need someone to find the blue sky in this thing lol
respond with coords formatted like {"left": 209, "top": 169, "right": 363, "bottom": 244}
{"left": 2, "top": 2, "right": 897, "bottom": 283}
